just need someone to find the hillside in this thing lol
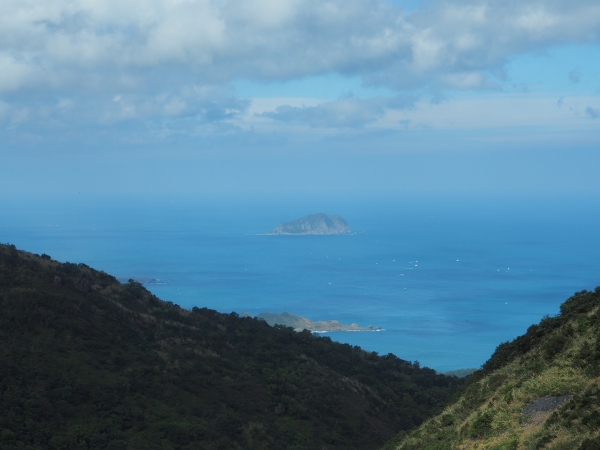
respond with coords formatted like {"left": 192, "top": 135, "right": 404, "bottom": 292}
{"left": 267, "top": 213, "right": 352, "bottom": 235}
{"left": 383, "top": 287, "right": 600, "bottom": 450}
{"left": 0, "top": 243, "right": 462, "bottom": 450}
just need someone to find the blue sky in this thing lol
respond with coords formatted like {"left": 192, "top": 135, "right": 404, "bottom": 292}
{"left": 1, "top": 0, "right": 600, "bottom": 201}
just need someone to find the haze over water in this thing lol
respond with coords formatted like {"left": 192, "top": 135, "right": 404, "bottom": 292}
{"left": 3, "top": 194, "right": 599, "bottom": 372}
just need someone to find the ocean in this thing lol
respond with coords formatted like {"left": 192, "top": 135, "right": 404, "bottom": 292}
{"left": 2, "top": 194, "right": 599, "bottom": 372}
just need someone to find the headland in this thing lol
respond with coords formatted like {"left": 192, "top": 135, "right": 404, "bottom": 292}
{"left": 255, "top": 311, "right": 382, "bottom": 332}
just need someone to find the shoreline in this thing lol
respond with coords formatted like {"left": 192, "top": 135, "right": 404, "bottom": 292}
{"left": 254, "top": 311, "right": 382, "bottom": 333}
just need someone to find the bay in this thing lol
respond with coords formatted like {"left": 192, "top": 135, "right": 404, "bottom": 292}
{"left": 2, "top": 195, "right": 599, "bottom": 372}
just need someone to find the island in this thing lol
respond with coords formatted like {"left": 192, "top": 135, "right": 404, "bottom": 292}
{"left": 254, "top": 311, "right": 382, "bottom": 332}
{"left": 267, "top": 213, "right": 352, "bottom": 235}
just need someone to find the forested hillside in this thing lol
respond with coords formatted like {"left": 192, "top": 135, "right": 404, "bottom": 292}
{"left": 383, "top": 288, "right": 600, "bottom": 450}
{"left": 0, "top": 243, "right": 462, "bottom": 450}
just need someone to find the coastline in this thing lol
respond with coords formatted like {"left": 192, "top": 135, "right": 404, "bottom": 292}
{"left": 254, "top": 311, "right": 382, "bottom": 333}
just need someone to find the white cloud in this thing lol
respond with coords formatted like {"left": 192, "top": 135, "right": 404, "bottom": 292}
{"left": 441, "top": 72, "right": 497, "bottom": 90}
{"left": 249, "top": 94, "right": 600, "bottom": 132}
{"left": 0, "top": 85, "right": 248, "bottom": 131}
{"left": 0, "top": 54, "right": 37, "bottom": 92}
{"left": 1, "top": 0, "right": 599, "bottom": 92}
{"left": 1, "top": 0, "right": 600, "bottom": 135}
{"left": 376, "top": 94, "right": 600, "bottom": 130}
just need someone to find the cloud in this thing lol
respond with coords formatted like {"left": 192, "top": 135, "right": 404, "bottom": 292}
{"left": 0, "top": 85, "right": 249, "bottom": 133}
{"left": 1, "top": 0, "right": 600, "bottom": 137}
{"left": 0, "top": 54, "right": 37, "bottom": 92}
{"left": 258, "top": 95, "right": 415, "bottom": 128}
{"left": 103, "top": 88, "right": 249, "bottom": 123}
{"left": 1, "top": 0, "right": 600, "bottom": 94}
{"left": 586, "top": 106, "right": 599, "bottom": 118}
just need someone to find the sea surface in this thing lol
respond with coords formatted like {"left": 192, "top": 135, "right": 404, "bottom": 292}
{"left": 2, "top": 195, "right": 599, "bottom": 372}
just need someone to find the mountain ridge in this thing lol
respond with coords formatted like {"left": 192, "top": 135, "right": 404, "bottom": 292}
{"left": 0, "top": 243, "right": 461, "bottom": 449}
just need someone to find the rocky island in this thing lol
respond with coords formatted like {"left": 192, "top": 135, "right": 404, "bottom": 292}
{"left": 255, "top": 311, "right": 381, "bottom": 332}
{"left": 267, "top": 213, "right": 352, "bottom": 235}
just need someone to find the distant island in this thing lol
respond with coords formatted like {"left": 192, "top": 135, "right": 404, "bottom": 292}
{"left": 267, "top": 213, "right": 353, "bottom": 235}
{"left": 255, "top": 311, "right": 381, "bottom": 332}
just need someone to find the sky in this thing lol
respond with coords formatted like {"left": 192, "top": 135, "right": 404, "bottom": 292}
{"left": 1, "top": 0, "right": 600, "bottom": 202}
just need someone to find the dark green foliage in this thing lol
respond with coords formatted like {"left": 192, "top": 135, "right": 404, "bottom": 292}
{"left": 575, "top": 328, "right": 600, "bottom": 376}
{"left": 545, "top": 385, "right": 600, "bottom": 433}
{"left": 0, "top": 244, "right": 463, "bottom": 449}
{"left": 580, "top": 436, "right": 600, "bottom": 450}
{"left": 544, "top": 334, "right": 568, "bottom": 360}
{"left": 422, "top": 443, "right": 452, "bottom": 450}
{"left": 439, "top": 414, "right": 454, "bottom": 427}
{"left": 382, "top": 432, "right": 455, "bottom": 450}
{"left": 490, "top": 440, "right": 518, "bottom": 450}
{"left": 403, "top": 435, "right": 456, "bottom": 450}
{"left": 532, "top": 431, "right": 558, "bottom": 449}
{"left": 469, "top": 409, "right": 494, "bottom": 439}
{"left": 527, "top": 379, "right": 600, "bottom": 449}
{"left": 479, "top": 289, "right": 600, "bottom": 375}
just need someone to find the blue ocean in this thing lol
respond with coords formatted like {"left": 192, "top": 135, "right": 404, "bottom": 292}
{"left": 2, "top": 195, "right": 599, "bottom": 372}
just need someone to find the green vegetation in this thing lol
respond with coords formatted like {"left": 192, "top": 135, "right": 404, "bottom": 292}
{"left": 384, "top": 288, "right": 600, "bottom": 450}
{"left": 0, "top": 243, "right": 462, "bottom": 449}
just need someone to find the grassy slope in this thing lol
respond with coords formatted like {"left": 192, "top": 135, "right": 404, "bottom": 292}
{"left": 384, "top": 288, "right": 600, "bottom": 450}
{"left": 0, "top": 244, "right": 462, "bottom": 450}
